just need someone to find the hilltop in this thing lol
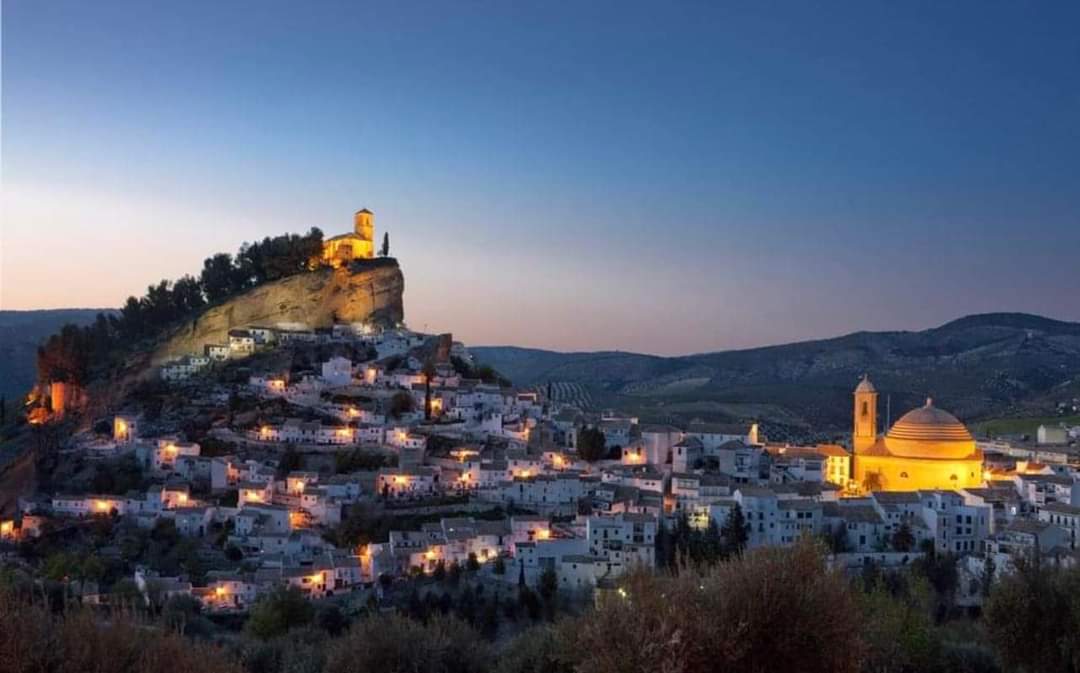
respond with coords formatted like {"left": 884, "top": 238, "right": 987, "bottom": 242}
{"left": 473, "top": 313, "right": 1080, "bottom": 437}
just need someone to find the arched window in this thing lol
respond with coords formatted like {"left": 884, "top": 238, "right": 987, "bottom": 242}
{"left": 861, "top": 401, "right": 868, "bottom": 417}
{"left": 900, "top": 472, "right": 908, "bottom": 479}
{"left": 950, "top": 474, "right": 958, "bottom": 481}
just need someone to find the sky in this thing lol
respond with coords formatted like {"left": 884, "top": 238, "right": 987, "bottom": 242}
{"left": 2, "top": 1, "right": 1079, "bottom": 355}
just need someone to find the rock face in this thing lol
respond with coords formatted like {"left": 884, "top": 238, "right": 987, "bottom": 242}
{"left": 153, "top": 260, "right": 404, "bottom": 364}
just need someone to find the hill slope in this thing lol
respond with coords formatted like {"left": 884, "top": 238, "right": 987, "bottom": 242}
{"left": 473, "top": 313, "right": 1080, "bottom": 435}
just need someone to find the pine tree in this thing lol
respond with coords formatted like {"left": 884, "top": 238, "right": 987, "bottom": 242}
{"left": 655, "top": 520, "right": 671, "bottom": 569}
{"left": 704, "top": 517, "right": 724, "bottom": 563}
{"left": 422, "top": 360, "right": 435, "bottom": 420}
{"left": 721, "top": 503, "right": 749, "bottom": 555}
{"left": 380, "top": 232, "right": 390, "bottom": 257}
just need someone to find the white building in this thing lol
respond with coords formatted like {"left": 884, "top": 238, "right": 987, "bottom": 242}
{"left": 228, "top": 329, "right": 256, "bottom": 357}
{"left": 321, "top": 357, "right": 353, "bottom": 387}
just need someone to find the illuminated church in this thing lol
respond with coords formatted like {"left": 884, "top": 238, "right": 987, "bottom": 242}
{"left": 321, "top": 209, "right": 375, "bottom": 267}
{"left": 852, "top": 375, "right": 984, "bottom": 492}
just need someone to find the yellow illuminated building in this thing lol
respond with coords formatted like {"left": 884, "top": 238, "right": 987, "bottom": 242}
{"left": 852, "top": 375, "right": 983, "bottom": 492}
{"left": 321, "top": 209, "right": 375, "bottom": 267}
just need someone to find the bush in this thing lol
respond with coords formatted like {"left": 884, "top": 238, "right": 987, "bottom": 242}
{"left": 497, "top": 623, "right": 576, "bottom": 673}
{"left": 325, "top": 613, "right": 490, "bottom": 673}
{"left": 0, "top": 589, "right": 243, "bottom": 673}
{"left": 984, "top": 560, "right": 1080, "bottom": 673}
{"left": 570, "top": 539, "right": 863, "bottom": 673}
{"left": 246, "top": 586, "right": 315, "bottom": 640}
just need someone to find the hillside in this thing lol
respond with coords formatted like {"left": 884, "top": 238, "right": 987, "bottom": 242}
{"left": 152, "top": 259, "right": 404, "bottom": 365}
{"left": 473, "top": 313, "right": 1080, "bottom": 437}
{"left": 0, "top": 309, "right": 111, "bottom": 398}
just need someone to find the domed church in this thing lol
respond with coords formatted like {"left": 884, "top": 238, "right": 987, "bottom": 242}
{"left": 852, "top": 375, "right": 984, "bottom": 492}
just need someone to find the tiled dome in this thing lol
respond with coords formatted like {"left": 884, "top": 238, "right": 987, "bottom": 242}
{"left": 887, "top": 398, "right": 973, "bottom": 443}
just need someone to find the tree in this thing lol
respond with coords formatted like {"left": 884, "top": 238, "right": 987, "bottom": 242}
{"left": 857, "top": 576, "right": 941, "bottom": 673}
{"left": 825, "top": 522, "right": 851, "bottom": 554}
{"left": 518, "top": 585, "right": 541, "bottom": 621}
{"left": 246, "top": 586, "right": 315, "bottom": 640}
{"left": 317, "top": 604, "right": 348, "bottom": 636}
{"left": 575, "top": 427, "right": 607, "bottom": 462}
{"left": 570, "top": 540, "right": 863, "bottom": 673}
{"left": 467, "top": 552, "right": 481, "bottom": 572}
{"left": 324, "top": 614, "right": 490, "bottom": 673}
{"left": 862, "top": 471, "right": 884, "bottom": 493}
{"left": 985, "top": 559, "right": 1080, "bottom": 673}
{"left": 493, "top": 555, "right": 506, "bottom": 575}
{"left": 171, "top": 275, "right": 206, "bottom": 314}
{"left": 422, "top": 360, "right": 436, "bottom": 420}
{"left": 380, "top": 232, "right": 390, "bottom": 257}
{"left": 200, "top": 253, "right": 238, "bottom": 303}
{"left": 720, "top": 503, "right": 749, "bottom": 555}
{"left": 891, "top": 521, "right": 915, "bottom": 552}
{"left": 389, "top": 391, "right": 414, "bottom": 419}
{"left": 912, "top": 549, "right": 959, "bottom": 618}
{"left": 538, "top": 567, "right": 558, "bottom": 603}
{"left": 276, "top": 447, "right": 303, "bottom": 478}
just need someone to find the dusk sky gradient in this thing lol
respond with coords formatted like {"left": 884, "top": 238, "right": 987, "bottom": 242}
{"left": 3, "top": 1, "right": 1079, "bottom": 354}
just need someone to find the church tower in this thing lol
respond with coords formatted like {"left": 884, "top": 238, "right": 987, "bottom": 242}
{"left": 853, "top": 374, "right": 878, "bottom": 454}
{"left": 354, "top": 209, "right": 374, "bottom": 243}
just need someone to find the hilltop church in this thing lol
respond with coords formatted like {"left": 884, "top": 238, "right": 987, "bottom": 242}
{"left": 321, "top": 209, "right": 376, "bottom": 267}
{"left": 852, "top": 375, "right": 984, "bottom": 492}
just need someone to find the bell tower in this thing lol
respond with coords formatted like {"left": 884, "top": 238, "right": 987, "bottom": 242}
{"left": 353, "top": 208, "right": 375, "bottom": 259}
{"left": 853, "top": 374, "right": 878, "bottom": 454}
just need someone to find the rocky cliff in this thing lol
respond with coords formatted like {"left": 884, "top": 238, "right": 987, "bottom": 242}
{"left": 152, "top": 259, "right": 404, "bottom": 364}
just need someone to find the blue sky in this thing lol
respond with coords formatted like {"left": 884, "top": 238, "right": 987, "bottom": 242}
{"left": 3, "top": 1, "right": 1078, "bottom": 354}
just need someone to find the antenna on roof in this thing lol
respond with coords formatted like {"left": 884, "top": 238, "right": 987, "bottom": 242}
{"left": 886, "top": 394, "right": 891, "bottom": 432}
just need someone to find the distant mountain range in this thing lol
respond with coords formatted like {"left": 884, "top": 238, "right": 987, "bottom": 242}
{"left": 0, "top": 309, "right": 110, "bottom": 398}
{"left": 472, "top": 313, "right": 1080, "bottom": 440}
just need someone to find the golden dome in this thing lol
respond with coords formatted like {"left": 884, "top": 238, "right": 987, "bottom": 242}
{"left": 887, "top": 398, "right": 973, "bottom": 442}
{"left": 881, "top": 398, "right": 978, "bottom": 460}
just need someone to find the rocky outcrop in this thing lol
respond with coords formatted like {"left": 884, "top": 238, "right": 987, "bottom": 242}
{"left": 152, "top": 259, "right": 404, "bottom": 364}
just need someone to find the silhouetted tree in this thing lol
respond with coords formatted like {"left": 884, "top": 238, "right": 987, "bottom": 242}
{"left": 380, "top": 232, "right": 390, "bottom": 257}
{"left": 576, "top": 427, "right": 607, "bottom": 462}
{"left": 721, "top": 503, "right": 749, "bottom": 555}
{"left": 891, "top": 521, "right": 915, "bottom": 552}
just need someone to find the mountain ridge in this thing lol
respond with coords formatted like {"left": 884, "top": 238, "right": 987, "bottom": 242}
{"left": 472, "top": 312, "right": 1080, "bottom": 438}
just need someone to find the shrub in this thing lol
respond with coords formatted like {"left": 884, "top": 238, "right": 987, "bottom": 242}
{"left": 325, "top": 613, "right": 490, "bottom": 673}
{"left": 570, "top": 539, "right": 863, "bottom": 673}
{"left": 0, "top": 589, "right": 243, "bottom": 673}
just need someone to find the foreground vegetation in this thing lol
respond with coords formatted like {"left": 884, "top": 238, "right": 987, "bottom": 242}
{"left": 4, "top": 540, "right": 1079, "bottom": 673}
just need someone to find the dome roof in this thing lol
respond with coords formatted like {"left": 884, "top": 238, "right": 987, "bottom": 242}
{"left": 854, "top": 375, "right": 876, "bottom": 394}
{"left": 887, "top": 398, "right": 973, "bottom": 443}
